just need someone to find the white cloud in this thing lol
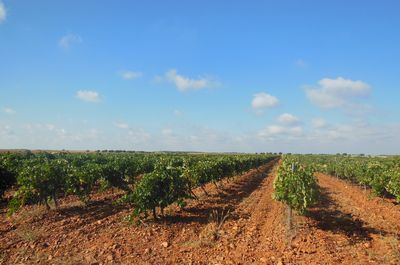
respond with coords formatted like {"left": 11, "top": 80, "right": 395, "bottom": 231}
{"left": 59, "top": 34, "right": 82, "bottom": 49}
{"left": 161, "top": 128, "right": 174, "bottom": 136}
{"left": 155, "top": 126, "right": 233, "bottom": 151}
{"left": 114, "top": 122, "right": 129, "bottom": 129}
{"left": 1, "top": 119, "right": 400, "bottom": 154}
{"left": 277, "top": 113, "right": 300, "bottom": 125}
{"left": 119, "top": 71, "right": 143, "bottom": 80}
{"left": 307, "top": 121, "right": 391, "bottom": 143}
{"left": 260, "top": 125, "right": 285, "bottom": 135}
{"left": 251, "top": 92, "right": 279, "bottom": 110}
{"left": 127, "top": 128, "right": 151, "bottom": 143}
{"left": 23, "top": 123, "right": 68, "bottom": 143}
{"left": 258, "top": 125, "right": 303, "bottom": 139}
{"left": 311, "top": 118, "right": 328, "bottom": 129}
{"left": 45, "top": 124, "right": 56, "bottom": 131}
{"left": 76, "top": 90, "right": 101, "bottom": 103}
{"left": 3, "top": 107, "right": 16, "bottom": 114}
{"left": 306, "top": 77, "right": 371, "bottom": 109}
{"left": 164, "top": 69, "right": 218, "bottom": 92}
{"left": 0, "top": 1, "right": 6, "bottom": 23}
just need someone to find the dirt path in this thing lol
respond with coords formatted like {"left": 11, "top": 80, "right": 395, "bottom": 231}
{"left": 218, "top": 161, "right": 287, "bottom": 264}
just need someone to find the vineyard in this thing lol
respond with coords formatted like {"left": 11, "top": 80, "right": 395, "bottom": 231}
{"left": 1, "top": 151, "right": 400, "bottom": 264}
{"left": 293, "top": 154, "right": 400, "bottom": 202}
{"left": 0, "top": 152, "right": 276, "bottom": 216}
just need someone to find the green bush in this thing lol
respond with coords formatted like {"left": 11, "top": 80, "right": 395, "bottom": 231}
{"left": 273, "top": 158, "right": 319, "bottom": 215}
{"left": 127, "top": 159, "right": 192, "bottom": 219}
{"left": 8, "top": 158, "right": 69, "bottom": 215}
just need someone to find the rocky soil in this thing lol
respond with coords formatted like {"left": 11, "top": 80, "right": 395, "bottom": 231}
{"left": 1, "top": 160, "right": 399, "bottom": 264}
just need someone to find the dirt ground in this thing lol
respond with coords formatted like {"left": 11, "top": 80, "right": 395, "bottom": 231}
{"left": 1, "top": 160, "right": 400, "bottom": 264}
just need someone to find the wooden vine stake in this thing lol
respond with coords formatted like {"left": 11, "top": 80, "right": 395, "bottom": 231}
{"left": 287, "top": 163, "right": 296, "bottom": 235}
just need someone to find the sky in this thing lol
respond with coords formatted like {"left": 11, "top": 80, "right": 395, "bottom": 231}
{"left": 1, "top": 0, "right": 400, "bottom": 154}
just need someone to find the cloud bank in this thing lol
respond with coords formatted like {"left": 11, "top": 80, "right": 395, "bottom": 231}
{"left": 306, "top": 77, "right": 370, "bottom": 109}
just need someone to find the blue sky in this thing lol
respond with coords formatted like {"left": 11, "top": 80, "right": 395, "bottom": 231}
{"left": 1, "top": 0, "right": 400, "bottom": 154}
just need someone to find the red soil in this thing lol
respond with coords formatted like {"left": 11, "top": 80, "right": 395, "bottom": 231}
{"left": 1, "top": 161, "right": 399, "bottom": 264}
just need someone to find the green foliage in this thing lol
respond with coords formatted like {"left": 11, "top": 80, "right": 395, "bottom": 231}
{"left": 8, "top": 158, "right": 69, "bottom": 215}
{"left": 365, "top": 162, "right": 390, "bottom": 196}
{"left": 125, "top": 158, "right": 192, "bottom": 219}
{"left": 67, "top": 162, "right": 102, "bottom": 203}
{"left": 273, "top": 157, "right": 319, "bottom": 215}
{"left": 124, "top": 154, "right": 276, "bottom": 219}
{"left": 0, "top": 152, "right": 30, "bottom": 197}
{"left": 386, "top": 167, "right": 400, "bottom": 201}
{"left": 2, "top": 151, "right": 277, "bottom": 217}
{"left": 293, "top": 154, "right": 400, "bottom": 202}
{"left": 184, "top": 160, "right": 215, "bottom": 189}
